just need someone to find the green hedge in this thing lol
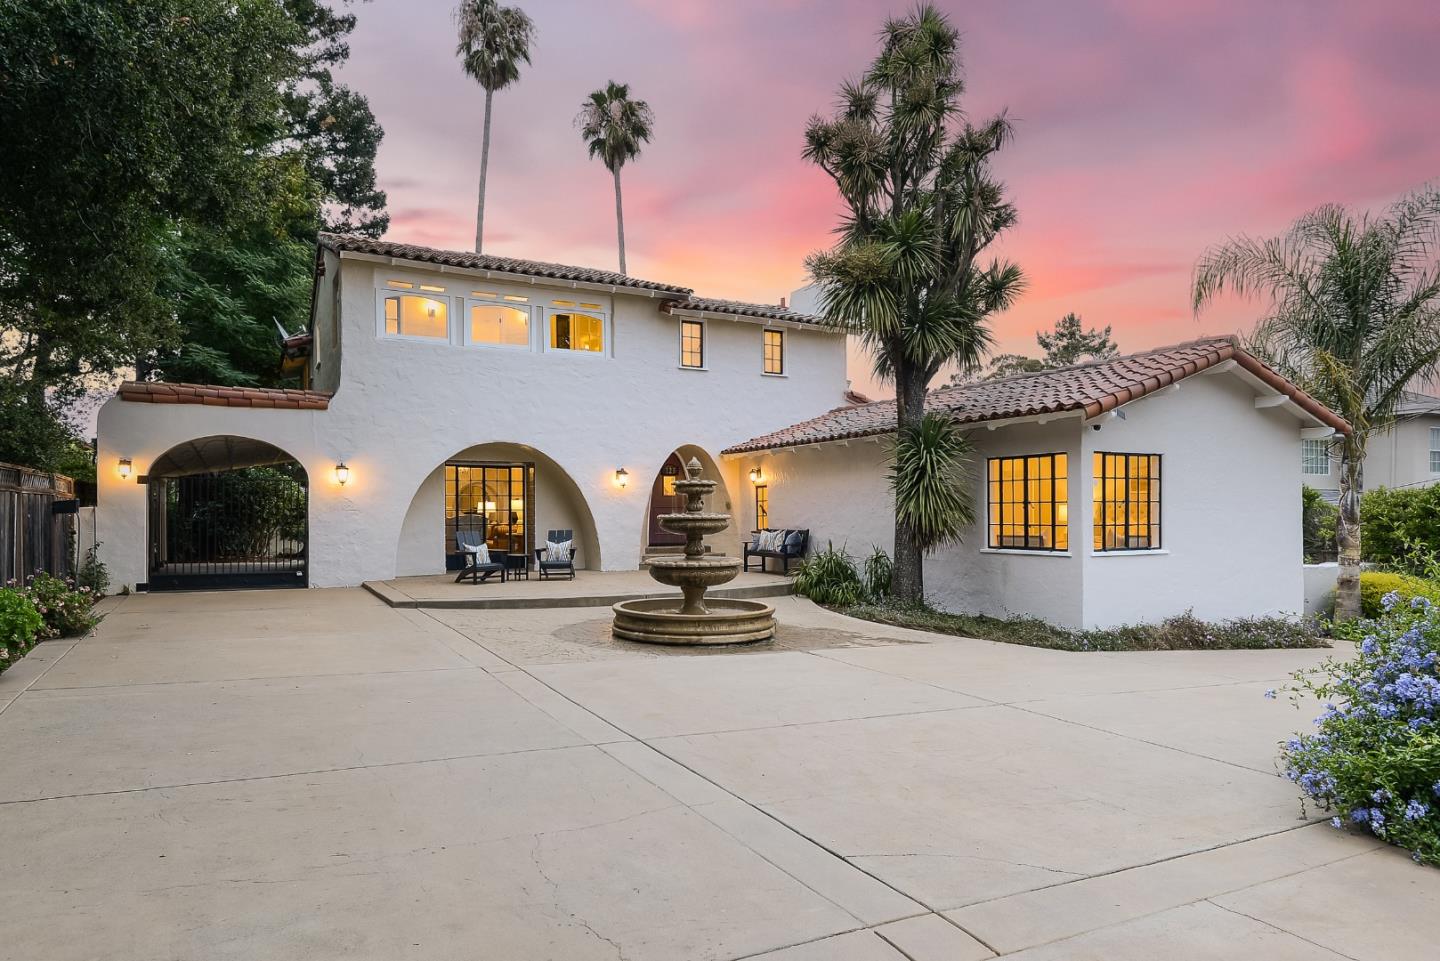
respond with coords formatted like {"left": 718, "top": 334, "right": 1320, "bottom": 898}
{"left": 0, "top": 588, "right": 44, "bottom": 675}
{"left": 1361, "top": 485, "right": 1440, "bottom": 567}
{"left": 1359, "top": 571, "right": 1440, "bottom": 619}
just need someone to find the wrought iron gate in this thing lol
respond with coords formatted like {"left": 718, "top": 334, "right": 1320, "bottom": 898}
{"left": 146, "top": 462, "right": 308, "bottom": 590}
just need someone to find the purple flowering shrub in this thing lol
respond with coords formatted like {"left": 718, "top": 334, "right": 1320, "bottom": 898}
{"left": 0, "top": 588, "right": 45, "bottom": 675}
{"left": 1281, "top": 590, "right": 1440, "bottom": 865}
{"left": 16, "top": 572, "right": 98, "bottom": 639}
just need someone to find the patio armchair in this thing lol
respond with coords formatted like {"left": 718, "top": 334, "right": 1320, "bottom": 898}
{"left": 454, "top": 531, "right": 507, "bottom": 584}
{"left": 534, "top": 528, "right": 577, "bottom": 581}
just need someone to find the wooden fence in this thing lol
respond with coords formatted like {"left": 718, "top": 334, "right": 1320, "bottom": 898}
{"left": 0, "top": 462, "right": 76, "bottom": 585}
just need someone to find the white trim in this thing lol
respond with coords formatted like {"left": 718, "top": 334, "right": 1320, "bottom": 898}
{"left": 339, "top": 249, "right": 683, "bottom": 298}
{"left": 678, "top": 317, "right": 706, "bottom": 370}
{"left": 979, "top": 548, "right": 1073, "bottom": 557}
{"left": 542, "top": 307, "right": 610, "bottom": 357}
{"left": 1088, "top": 549, "right": 1170, "bottom": 558}
{"left": 461, "top": 298, "right": 535, "bottom": 352}
{"left": 374, "top": 289, "right": 453, "bottom": 344}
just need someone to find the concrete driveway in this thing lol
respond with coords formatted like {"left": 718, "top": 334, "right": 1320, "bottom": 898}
{"left": 1, "top": 589, "right": 1435, "bottom": 960}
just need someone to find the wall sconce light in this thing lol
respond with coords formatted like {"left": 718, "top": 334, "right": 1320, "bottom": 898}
{"left": 117, "top": 457, "right": 133, "bottom": 480}
{"left": 335, "top": 462, "right": 350, "bottom": 486}
{"left": 615, "top": 467, "right": 629, "bottom": 489}
{"left": 749, "top": 467, "right": 763, "bottom": 483}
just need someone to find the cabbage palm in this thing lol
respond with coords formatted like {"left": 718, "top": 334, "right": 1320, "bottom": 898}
{"left": 454, "top": 0, "right": 535, "bottom": 253}
{"left": 804, "top": 5, "right": 1023, "bottom": 601}
{"left": 575, "top": 81, "right": 654, "bottom": 275}
{"left": 1194, "top": 186, "right": 1440, "bottom": 620}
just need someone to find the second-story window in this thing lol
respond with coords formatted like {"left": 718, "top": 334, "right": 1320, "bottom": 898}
{"left": 468, "top": 303, "right": 531, "bottom": 348}
{"left": 383, "top": 293, "right": 449, "bottom": 340}
{"left": 680, "top": 320, "right": 704, "bottom": 368}
{"left": 763, "top": 328, "right": 784, "bottom": 374}
{"left": 549, "top": 311, "right": 605, "bottom": 353}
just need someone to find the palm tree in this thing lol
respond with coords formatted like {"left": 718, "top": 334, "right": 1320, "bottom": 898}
{"left": 454, "top": 0, "right": 535, "bottom": 253}
{"left": 803, "top": 5, "right": 1023, "bottom": 601}
{"left": 575, "top": 81, "right": 654, "bottom": 275}
{"left": 1194, "top": 186, "right": 1440, "bottom": 620}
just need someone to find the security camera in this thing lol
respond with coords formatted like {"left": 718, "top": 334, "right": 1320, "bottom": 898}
{"left": 1091, "top": 424, "right": 1102, "bottom": 431}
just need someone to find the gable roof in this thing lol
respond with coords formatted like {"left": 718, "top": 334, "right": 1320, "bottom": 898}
{"left": 318, "top": 233, "right": 692, "bottom": 296}
{"left": 661, "top": 296, "right": 823, "bottom": 327}
{"left": 722, "top": 336, "right": 1350, "bottom": 455}
{"left": 1397, "top": 390, "right": 1440, "bottom": 417}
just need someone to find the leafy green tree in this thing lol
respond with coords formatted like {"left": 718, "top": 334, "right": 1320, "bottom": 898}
{"left": 455, "top": 0, "right": 536, "bottom": 253}
{"left": 1194, "top": 186, "right": 1440, "bottom": 620}
{"left": 576, "top": 81, "right": 655, "bottom": 276}
{"left": 951, "top": 312, "right": 1117, "bottom": 385}
{"left": 803, "top": 5, "right": 1023, "bottom": 600}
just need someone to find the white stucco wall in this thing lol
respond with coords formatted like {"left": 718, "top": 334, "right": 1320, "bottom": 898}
{"left": 1079, "top": 372, "right": 1305, "bottom": 628}
{"left": 732, "top": 369, "right": 1312, "bottom": 628}
{"left": 96, "top": 254, "right": 848, "bottom": 590}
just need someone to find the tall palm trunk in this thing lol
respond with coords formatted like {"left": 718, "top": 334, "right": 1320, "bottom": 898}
{"left": 475, "top": 88, "right": 494, "bottom": 253}
{"left": 891, "top": 366, "right": 927, "bottom": 601}
{"left": 1335, "top": 436, "right": 1365, "bottom": 620}
{"left": 612, "top": 166, "right": 627, "bottom": 275}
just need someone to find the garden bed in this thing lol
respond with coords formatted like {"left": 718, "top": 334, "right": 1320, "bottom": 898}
{"left": 833, "top": 601, "right": 1329, "bottom": 652}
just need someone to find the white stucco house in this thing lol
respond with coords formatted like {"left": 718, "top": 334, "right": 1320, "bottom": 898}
{"left": 96, "top": 234, "right": 1348, "bottom": 627}
{"left": 1300, "top": 390, "right": 1440, "bottom": 499}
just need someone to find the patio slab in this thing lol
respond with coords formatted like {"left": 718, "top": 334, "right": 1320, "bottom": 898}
{"left": 366, "top": 568, "right": 793, "bottom": 609}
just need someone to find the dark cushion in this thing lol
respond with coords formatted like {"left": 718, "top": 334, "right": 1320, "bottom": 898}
{"left": 783, "top": 530, "right": 805, "bottom": 553}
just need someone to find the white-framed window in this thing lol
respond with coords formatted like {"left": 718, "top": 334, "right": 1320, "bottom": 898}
{"left": 679, "top": 319, "right": 704, "bottom": 368}
{"left": 1430, "top": 428, "right": 1440, "bottom": 474}
{"left": 763, "top": 328, "right": 785, "bottom": 375}
{"left": 379, "top": 285, "right": 450, "bottom": 341}
{"left": 465, "top": 291, "right": 531, "bottom": 350}
{"left": 546, "top": 308, "right": 607, "bottom": 355}
{"left": 1302, "top": 438, "right": 1331, "bottom": 475}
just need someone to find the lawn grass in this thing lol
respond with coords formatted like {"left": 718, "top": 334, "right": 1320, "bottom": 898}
{"left": 837, "top": 601, "right": 1331, "bottom": 652}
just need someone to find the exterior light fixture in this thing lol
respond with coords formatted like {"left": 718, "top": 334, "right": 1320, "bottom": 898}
{"left": 335, "top": 462, "right": 350, "bottom": 486}
{"left": 117, "top": 457, "right": 133, "bottom": 479}
{"left": 749, "top": 467, "right": 763, "bottom": 483}
{"left": 615, "top": 467, "right": 629, "bottom": 489}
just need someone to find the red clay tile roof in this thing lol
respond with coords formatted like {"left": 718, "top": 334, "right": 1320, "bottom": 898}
{"left": 661, "top": 297, "right": 823, "bottom": 326}
{"left": 319, "top": 232, "right": 691, "bottom": 295}
{"left": 722, "top": 336, "right": 1350, "bottom": 454}
{"left": 118, "top": 382, "right": 332, "bottom": 410}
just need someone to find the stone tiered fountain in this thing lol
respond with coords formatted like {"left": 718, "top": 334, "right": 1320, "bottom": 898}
{"left": 612, "top": 458, "right": 776, "bottom": 645}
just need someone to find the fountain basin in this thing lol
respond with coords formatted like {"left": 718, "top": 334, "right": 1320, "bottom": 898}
{"left": 612, "top": 597, "right": 776, "bottom": 645}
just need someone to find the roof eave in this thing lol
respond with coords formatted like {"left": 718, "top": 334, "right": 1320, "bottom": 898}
{"left": 332, "top": 248, "right": 692, "bottom": 299}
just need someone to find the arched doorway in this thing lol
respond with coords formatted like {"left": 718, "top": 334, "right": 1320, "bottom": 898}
{"left": 642, "top": 445, "right": 735, "bottom": 559}
{"left": 145, "top": 436, "right": 308, "bottom": 590}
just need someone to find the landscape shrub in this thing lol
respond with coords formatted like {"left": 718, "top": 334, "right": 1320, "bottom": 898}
{"left": 0, "top": 588, "right": 45, "bottom": 675}
{"left": 1359, "top": 571, "right": 1440, "bottom": 619}
{"left": 862, "top": 547, "right": 893, "bottom": 602}
{"left": 1361, "top": 485, "right": 1440, "bottom": 569}
{"left": 1279, "top": 591, "right": 1440, "bottom": 866}
{"left": 77, "top": 543, "right": 110, "bottom": 598}
{"left": 18, "top": 572, "right": 98, "bottom": 639}
{"left": 793, "top": 543, "right": 867, "bottom": 607}
{"left": 1302, "top": 485, "right": 1338, "bottom": 562}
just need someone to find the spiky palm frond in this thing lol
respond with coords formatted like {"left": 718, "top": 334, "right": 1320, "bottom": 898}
{"left": 890, "top": 412, "right": 975, "bottom": 551}
{"left": 574, "top": 81, "right": 654, "bottom": 174}
{"left": 454, "top": 0, "right": 534, "bottom": 92}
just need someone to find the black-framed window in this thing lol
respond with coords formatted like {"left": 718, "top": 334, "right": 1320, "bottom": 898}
{"left": 445, "top": 462, "right": 530, "bottom": 564}
{"left": 763, "top": 328, "right": 784, "bottom": 374}
{"left": 755, "top": 484, "right": 769, "bottom": 528}
{"left": 987, "top": 454, "right": 1068, "bottom": 551}
{"left": 1092, "top": 452, "right": 1161, "bottom": 551}
{"left": 680, "top": 320, "right": 704, "bottom": 368}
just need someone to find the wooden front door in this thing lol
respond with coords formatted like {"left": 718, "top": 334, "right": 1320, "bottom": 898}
{"left": 647, "top": 454, "right": 686, "bottom": 546}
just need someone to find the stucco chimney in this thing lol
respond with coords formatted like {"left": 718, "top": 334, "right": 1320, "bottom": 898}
{"left": 779, "top": 296, "right": 787, "bottom": 309}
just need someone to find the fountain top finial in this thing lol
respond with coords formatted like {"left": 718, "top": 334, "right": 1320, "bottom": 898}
{"left": 685, "top": 456, "right": 702, "bottom": 479}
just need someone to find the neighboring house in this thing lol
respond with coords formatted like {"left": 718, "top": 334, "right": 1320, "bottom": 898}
{"left": 96, "top": 234, "right": 847, "bottom": 590}
{"left": 95, "top": 236, "right": 1348, "bottom": 628}
{"left": 1300, "top": 390, "right": 1440, "bottom": 500}
{"left": 723, "top": 338, "right": 1348, "bottom": 629}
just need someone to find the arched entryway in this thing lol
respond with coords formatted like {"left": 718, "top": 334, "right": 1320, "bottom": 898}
{"left": 145, "top": 436, "right": 309, "bottom": 590}
{"left": 641, "top": 445, "right": 734, "bottom": 560}
{"left": 395, "top": 442, "right": 602, "bottom": 577}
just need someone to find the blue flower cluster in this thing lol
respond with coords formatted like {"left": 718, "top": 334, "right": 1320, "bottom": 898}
{"left": 1278, "top": 590, "right": 1440, "bottom": 866}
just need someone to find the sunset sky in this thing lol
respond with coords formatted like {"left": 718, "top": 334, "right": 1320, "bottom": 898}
{"left": 337, "top": 0, "right": 1440, "bottom": 396}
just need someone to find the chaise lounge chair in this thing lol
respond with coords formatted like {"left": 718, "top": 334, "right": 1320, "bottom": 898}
{"left": 534, "top": 528, "right": 577, "bottom": 580}
{"left": 454, "top": 530, "right": 507, "bottom": 584}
